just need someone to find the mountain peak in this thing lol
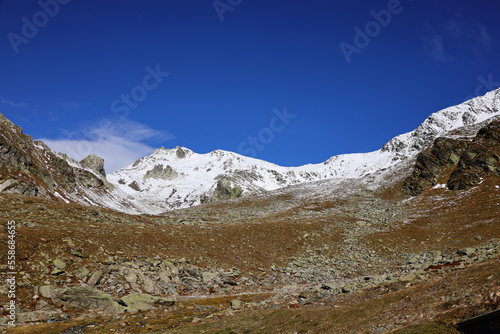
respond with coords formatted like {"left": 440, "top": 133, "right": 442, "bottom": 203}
{"left": 152, "top": 146, "right": 193, "bottom": 159}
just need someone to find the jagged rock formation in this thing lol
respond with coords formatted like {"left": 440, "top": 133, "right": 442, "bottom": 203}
{"left": 403, "top": 120, "right": 500, "bottom": 195}
{"left": 0, "top": 114, "right": 76, "bottom": 198}
{"left": 144, "top": 164, "right": 178, "bottom": 180}
{"left": 0, "top": 113, "right": 139, "bottom": 212}
{"left": 80, "top": 154, "right": 106, "bottom": 177}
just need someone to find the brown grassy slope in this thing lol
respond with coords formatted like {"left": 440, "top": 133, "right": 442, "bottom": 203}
{"left": 166, "top": 256, "right": 500, "bottom": 334}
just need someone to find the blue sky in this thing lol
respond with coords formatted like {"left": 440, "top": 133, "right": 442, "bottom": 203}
{"left": 1, "top": 0, "right": 499, "bottom": 172}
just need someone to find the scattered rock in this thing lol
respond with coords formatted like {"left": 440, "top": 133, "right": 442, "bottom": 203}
{"left": 87, "top": 271, "right": 103, "bottom": 287}
{"left": 230, "top": 299, "right": 242, "bottom": 310}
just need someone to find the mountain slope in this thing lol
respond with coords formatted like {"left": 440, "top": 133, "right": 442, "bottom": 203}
{"left": 0, "top": 89, "right": 499, "bottom": 214}
{"left": 108, "top": 89, "right": 500, "bottom": 212}
{"left": 0, "top": 113, "right": 142, "bottom": 213}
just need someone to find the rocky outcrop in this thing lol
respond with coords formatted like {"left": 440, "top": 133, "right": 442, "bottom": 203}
{"left": 0, "top": 113, "right": 76, "bottom": 198}
{"left": 144, "top": 164, "right": 178, "bottom": 180}
{"left": 80, "top": 154, "right": 106, "bottom": 177}
{"left": 207, "top": 177, "right": 243, "bottom": 202}
{"left": 0, "top": 113, "right": 133, "bottom": 210}
{"left": 403, "top": 120, "right": 500, "bottom": 195}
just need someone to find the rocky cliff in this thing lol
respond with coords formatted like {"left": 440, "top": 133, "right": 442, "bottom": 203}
{"left": 0, "top": 113, "right": 139, "bottom": 212}
{"left": 403, "top": 119, "right": 500, "bottom": 195}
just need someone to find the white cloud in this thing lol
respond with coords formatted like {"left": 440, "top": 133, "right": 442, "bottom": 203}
{"left": 40, "top": 119, "right": 173, "bottom": 173}
{"left": 0, "top": 97, "right": 27, "bottom": 108}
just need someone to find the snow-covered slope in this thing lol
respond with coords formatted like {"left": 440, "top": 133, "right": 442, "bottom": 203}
{"left": 108, "top": 89, "right": 500, "bottom": 213}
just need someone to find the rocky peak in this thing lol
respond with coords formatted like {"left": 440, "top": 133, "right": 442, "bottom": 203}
{"left": 175, "top": 146, "right": 187, "bottom": 159}
{"left": 80, "top": 154, "right": 106, "bottom": 177}
{"left": 403, "top": 119, "right": 500, "bottom": 195}
{"left": 382, "top": 88, "right": 500, "bottom": 157}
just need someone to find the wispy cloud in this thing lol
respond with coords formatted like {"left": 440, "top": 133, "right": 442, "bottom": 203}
{"left": 40, "top": 119, "right": 173, "bottom": 173}
{"left": 422, "top": 15, "right": 493, "bottom": 62}
{"left": 0, "top": 97, "right": 27, "bottom": 108}
{"left": 423, "top": 34, "right": 450, "bottom": 62}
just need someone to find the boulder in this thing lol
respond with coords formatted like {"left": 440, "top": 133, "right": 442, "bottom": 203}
{"left": 120, "top": 293, "right": 174, "bottom": 313}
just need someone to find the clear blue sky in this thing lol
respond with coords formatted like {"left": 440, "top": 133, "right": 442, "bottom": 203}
{"left": 1, "top": 0, "right": 499, "bottom": 172}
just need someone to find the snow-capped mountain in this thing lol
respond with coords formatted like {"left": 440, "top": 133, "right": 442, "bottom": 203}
{"left": 108, "top": 89, "right": 500, "bottom": 213}
{"left": 1, "top": 89, "right": 499, "bottom": 214}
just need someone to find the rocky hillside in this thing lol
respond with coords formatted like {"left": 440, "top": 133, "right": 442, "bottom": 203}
{"left": 0, "top": 107, "right": 499, "bottom": 332}
{"left": 403, "top": 119, "right": 500, "bottom": 195}
{"left": 0, "top": 134, "right": 498, "bottom": 332}
{"left": 0, "top": 113, "right": 142, "bottom": 213}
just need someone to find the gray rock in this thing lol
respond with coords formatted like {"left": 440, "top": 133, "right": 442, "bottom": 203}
{"left": 55, "top": 286, "right": 124, "bottom": 315}
{"left": 17, "top": 310, "right": 61, "bottom": 323}
{"left": 230, "top": 299, "right": 242, "bottom": 310}
{"left": 53, "top": 259, "right": 67, "bottom": 270}
{"left": 202, "top": 272, "right": 217, "bottom": 282}
{"left": 39, "top": 285, "right": 56, "bottom": 299}
{"left": 74, "top": 267, "right": 91, "bottom": 281}
{"left": 87, "top": 271, "right": 103, "bottom": 287}
{"left": 80, "top": 154, "right": 106, "bottom": 177}
{"left": 120, "top": 293, "right": 174, "bottom": 314}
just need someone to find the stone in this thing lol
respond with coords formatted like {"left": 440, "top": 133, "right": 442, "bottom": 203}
{"left": 51, "top": 268, "right": 65, "bottom": 275}
{"left": 400, "top": 273, "right": 417, "bottom": 282}
{"left": 230, "top": 299, "right": 242, "bottom": 310}
{"left": 35, "top": 300, "right": 53, "bottom": 311}
{"left": 39, "top": 285, "right": 56, "bottom": 299}
{"left": 74, "top": 267, "right": 91, "bottom": 280}
{"left": 87, "top": 271, "right": 103, "bottom": 287}
{"left": 70, "top": 248, "right": 87, "bottom": 258}
{"left": 144, "top": 164, "right": 178, "bottom": 180}
{"left": 55, "top": 286, "right": 124, "bottom": 314}
{"left": 120, "top": 293, "right": 174, "bottom": 314}
{"left": 80, "top": 154, "right": 106, "bottom": 177}
{"left": 53, "top": 259, "right": 67, "bottom": 270}
{"left": 202, "top": 272, "right": 217, "bottom": 282}
{"left": 17, "top": 310, "right": 61, "bottom": 323}
{"left": 458, "top": 248, "right": 476, "bottom": 256}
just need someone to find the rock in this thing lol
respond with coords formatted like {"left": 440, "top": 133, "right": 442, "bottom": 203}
{"left": 457, "top": 248, "right": 476, "bottom": 256}
{"left": 140, "top": 274, "right": 160, "bottom": 295}
{"left": 87, "top": 271, "right": 103, "bottom": 287}
{"left": 124, "top": 271, "right": 138, "bottom": 284}
{"left": 35, "top": 300, "right": 52, "bottom": 311}
{"left": 74, "top": 267, "right": 91, "bottom": 280}
{"left": 53, "top": 259, "right": 67, "bottom": 270}
{"left": 55, "top": 286, "right": 124, "bottom": 315}
{"left": 341, "top": 282, "right": 357, "bottom": 294}
{"left": 129, "top": 181, "right": 141, "bottom": 191}
{"left": 202, "top": 272, "right": 217, "bottom": 282}
{"left": 400, "top": 273, "right": 417, "bottom": 282}
{"left": 17, "top": 310, "right": 61, "bottom": 323}
{"left": 70, "top": 248, "right": 87, "bottom": 258}
{"left": 208, "top": 178, "right": 243, "bottom": 202}
{"left": 230, "top": 299, "right": 242, "bottom": 310}
{"left": 176, "top": 147, "right": 187, "bottom": 159}
{"left": 144, "top": 164, "right": 178, "bottom": 180}
{"left": 80, "top": 154, "right": 106, "bottom": 177}
{"left": 39, "top": 285, "right": 56, "bottom": 299}
{"left": 404, "top": 120, "right": 500, "bottom": 195}
{"left": 51, "top": 268, "right": 65, "bottom": 275}
{"left": 120, "top": 293, "right": 174, "bottom": 313}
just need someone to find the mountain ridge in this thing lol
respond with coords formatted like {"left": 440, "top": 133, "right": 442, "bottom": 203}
{"left": 107, "top": 88, "right": 500, "bottom": 212}
{"left": 1, "top": 89, "right": 500, "bottom": 214}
